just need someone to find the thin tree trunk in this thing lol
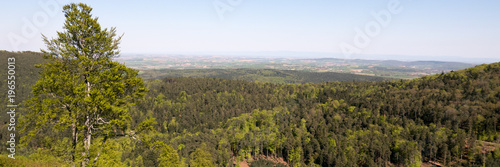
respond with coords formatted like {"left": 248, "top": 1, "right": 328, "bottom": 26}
{"left": 444, "top": 150, "right": 447, "bottom": 166}
{"left": 68, "top": 104, "right": 77, "bottom": 165}
{"left": 82, "top": 115, "right": 92, "bottom": 167}
{"left": 71, "top": 122, "right": 78, "bottom": 166}
{"left": 82, "top": 75, "right": 91, "bottom": 167}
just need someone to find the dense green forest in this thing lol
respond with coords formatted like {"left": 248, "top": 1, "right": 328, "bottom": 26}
{"left": 0, "top": 51, "right": 46, "bottom": 104}
{"left": 2, "top": 51, "right": 500, "bottom": 166}
{"left": 0, "top": 51, "right": 47, "bottom": 162}
{"left": 123, "top": 62, "right": 500, "bottom": 167}
{"left": 139, "top": 68, "right": 389, "bottom": 84}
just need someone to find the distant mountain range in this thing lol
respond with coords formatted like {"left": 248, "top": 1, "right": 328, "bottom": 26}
{"left": 117, "top": 53, "right": 479, "bottom": 79}
{"left": 124, "top": 51, "right": 500, "bottom": 64}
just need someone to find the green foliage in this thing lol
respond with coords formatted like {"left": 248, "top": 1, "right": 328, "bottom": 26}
{"left": 27, "top": 137, "right": 72, "bottom": 164}
{"left": 19, "top": 3, "right": 146, "bottom": 166}
{"left": 155, "top": 141, "right": 180, "bottom": 167}
{"left": 485, "top": 148, "right": 500, "bottom": 167}
{"left": 0, "top": 154, "right": 68, "bottom": 167}
{"left": 138, "top": 117, "right": 158, "bottom": 134}
{"left": 189, "top": 143, "right": 214, "bottom": 167}
{"left": 289, "top": 147, "right": 303, "bottom": 167}
{"left": 93, "top": 139, "right": 125, "bottom": 167}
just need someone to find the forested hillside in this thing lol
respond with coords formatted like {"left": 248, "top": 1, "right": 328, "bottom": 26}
{"left": 139, "top": 68, "right": 389, "bottom": 84}
{"left": 2, "top": 50, "right": 500, "bottom": 166}
{"left": 0, "top": 51, "right": 46, "bottom": 103}
{"left": 119, "top": 62, "right": 500, "bottom": 166}
{"left": 0, "top": 51, "right": 47, "bottom": 157}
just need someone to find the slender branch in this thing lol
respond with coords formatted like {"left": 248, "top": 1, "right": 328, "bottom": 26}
{"left": 97, "top": 117, "right": 110, "bottom": 124}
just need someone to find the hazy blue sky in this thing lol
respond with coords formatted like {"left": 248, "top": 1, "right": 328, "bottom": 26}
{"left": 1, "top": 0, "right": 499, "bottom": 62}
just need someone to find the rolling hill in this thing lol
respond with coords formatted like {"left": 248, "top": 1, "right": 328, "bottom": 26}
{"left": 139, "top": 68, "right": 390, "bottom": 84}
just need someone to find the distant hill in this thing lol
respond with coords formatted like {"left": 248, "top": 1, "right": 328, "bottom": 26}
{"left": 139, "top": 68, "right": 391, "bottom": 84}
{"left": 0, "top": 51, "right": 46, "bottom": 104}
{"left": 118, "top": 55, "right": 475, "bottom": 79}
{"left": 311, "top": 58, "right": 474, "bottom": 71}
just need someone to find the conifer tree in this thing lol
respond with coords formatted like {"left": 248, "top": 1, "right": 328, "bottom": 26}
{"left": 21, "top": 3, "right": 146, "bottom": 166}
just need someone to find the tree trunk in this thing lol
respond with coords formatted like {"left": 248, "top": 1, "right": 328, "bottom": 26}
{"left": 82, "top": 115, "right": 92, "bottom": 167}
{"left": 71, "top": 122, "right": 78, "bottom": 166}
{"left": 82, "top": 75, "right": 92, "bottom": 167}
{"left": 68, "top": 104, "right": 78, "bottom": 165}
{"left": 443, "top": 150, "right": 448, "bottom": 166}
